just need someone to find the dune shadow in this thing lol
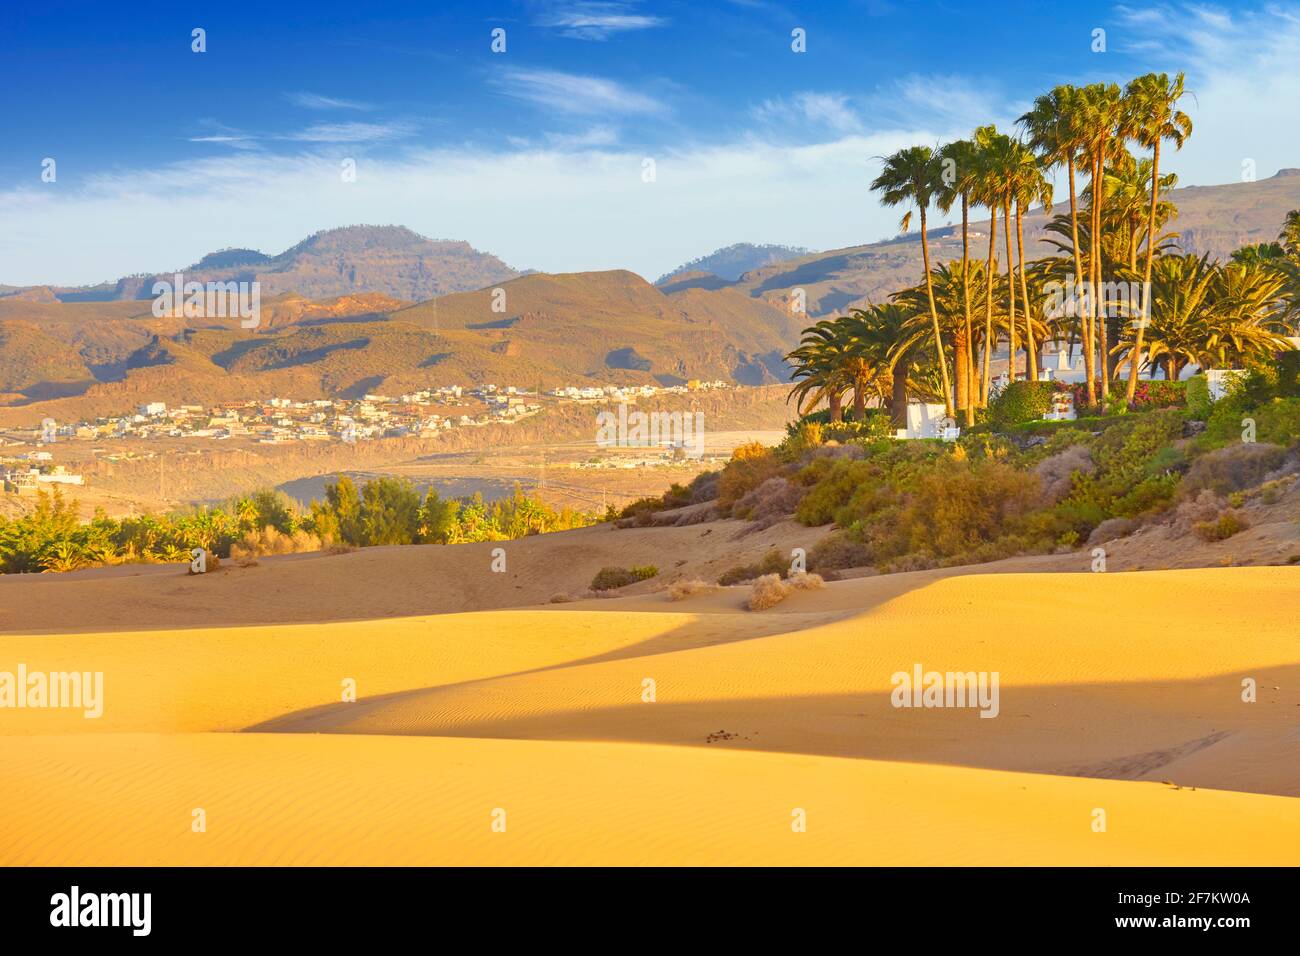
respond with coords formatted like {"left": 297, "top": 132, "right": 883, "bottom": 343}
{"left": 243, "top": 664, "right": 1300, "bottom": 799}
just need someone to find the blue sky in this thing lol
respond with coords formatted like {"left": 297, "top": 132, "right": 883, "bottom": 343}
{"left": 3, "top": 0, "right": 1299, "bottom": 286}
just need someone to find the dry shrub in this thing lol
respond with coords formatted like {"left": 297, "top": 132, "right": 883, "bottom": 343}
{"left": 717, "top": 442, "right": 785, "bottom": 513}
{"left": 667, "top": 579, "right": 722, "bottom": 601}
{"left": 1184, "top": 443, "right": 1287, "bottom": 495}
{"left": 746, "top": 571, "right": 824, "bottom": 610}
{"left": 882, "top": 553, "right": 936, "bottom": 574}
{"left": 230, "top": 525, "right": 323, "bottom": 560}
{"left": 718, "top": 547, "right": 788, "bottom": 585}
{"left": 734, "top": 477, "right": 806, "bottom": 528}
{"left": 549, "top": 592, "right": 577, "bottom": 604}
{"left": 1168, "top": 489, "right": 1228, "bottom": 539}
{"left": 1034, "top": 445, "right": 1094, "bottom": 504}
{"left": 187, "top": 550, "right": 220, "bottom": 574}
{"left": 808, "top": 532, "right": 873, "bottom": 571}
{"left": 1194, "top": 509, "right": 1250, "bottom": 542}
{"left": 1086, "top": 516, "right": 1138, "bottom": 546}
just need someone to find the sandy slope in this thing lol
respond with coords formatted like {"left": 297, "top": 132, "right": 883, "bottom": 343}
{"left": 1, "top": 564, "right": 1296, "bottom": 865}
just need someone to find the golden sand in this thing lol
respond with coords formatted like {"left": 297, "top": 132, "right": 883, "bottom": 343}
{"left": 1, "top": 564, "right": 1296, "bottom": 865}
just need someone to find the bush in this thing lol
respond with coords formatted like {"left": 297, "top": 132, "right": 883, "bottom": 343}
{"left": 590, "top": 564, "right": 657, "bottom": 591}
{"left": 989, "top": 381, "right": 1056, "bottom": 429}
{"left": 1185, "top": 376, "right": 1212, "bottom": 418}
{"left": 1278, "top": 351, "right": 1300, "bottom": 399}
{"left": 230, "top": 526, "right": 323, "bottom": 560}
{"left": 716, "top": 442, "right": 785, "bottom": 513}
{"left": 1194, "top": 509, "right": 1250, "bottom": 542}
{"left": 1183, "top": 443, "right": 1288, "bottom": 495}
{"left": 667, "top": 579, "right": 721, "bottom": 601}
{"left": 1129, "top": 379, "right": 1185, "bottom": 409}
{"left": 733, "top": 477, "right": 805, "bottom": 525}
{"left": 717, "top": 548, "right": 788, "bottom": 585}
{"left": 808, "top": 532, "right": 873, "bottom": 571}
{"left": 746, "top": 571, "right": 825, "bottom": 610}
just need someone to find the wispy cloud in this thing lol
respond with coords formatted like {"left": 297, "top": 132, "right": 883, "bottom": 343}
{"left": 1113, "top": 2, "right": 1300, "bottom": 185}
{"left": 284, "top": 91, "right": 374, "bottom": 111}
{"left": 753, "top": 92, "right": 863, "bottom": 134}
{"left": 492, "top": 68, "right": 666, "bottom": 115}
{"left": 535, "top": 1, "right": 667, "bottom": 40}
{"left": 281, "top": 121, "right": 416, "bottom": 143}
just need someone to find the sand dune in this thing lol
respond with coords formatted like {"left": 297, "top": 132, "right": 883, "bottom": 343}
{"left": 1, "top": 563, "right": 1296, "bottom": 865}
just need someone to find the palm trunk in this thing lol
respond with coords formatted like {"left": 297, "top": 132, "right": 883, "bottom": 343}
{"left": 919, "top": 207, "right": 955, "bottom": 418}
{"left": 828, "top": 391, "right": 842, "bottom": 423}
{"left": 1015, "top": 199, "right": 1037, "bottom": 381}
{"left": 1093, "top": 143, "right": 1110, "bottom": 398}
{"left": 981, "top": 205, "right": 998, "bottom": 406}
{"left": 1125, "top": 138, "right": 1160, "bottom": 402}
{"left": 1068, "top": 159, "right": 1096, "bottom": 408}
{"left": 1003, "top": 197, "right": 1017, "bottom": 383}
{"left": 954, "top": 325, "right": 970, "bottom": 418}
{"left": 852, "top": 378, "right": 866, "bottom": 420}
{"left": 960, "top": 195, "right": 975, "bottom": 425}
{"left": 890, "top": 362, "right": 910, "bottom": 428}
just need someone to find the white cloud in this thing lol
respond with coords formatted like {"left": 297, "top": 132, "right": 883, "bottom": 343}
{"left": 281, "top": 122, "right": 416, "bottom": 143}
{"left": 753, "top": 92, "right": 862, "bottom": 134}
{"left": 536, "top": 2, "right": 667, "bottom": 40}
{"left": 1114, "top": 2, "right": 1300, "bottom": 186}
{"left": 492, "top": 68, "right": 666, "bottom": 115}
{"left": 285, "top": 91, "right": 373, "bottom": 111}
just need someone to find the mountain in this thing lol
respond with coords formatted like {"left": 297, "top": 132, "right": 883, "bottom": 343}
{"left": 18, "top": 226, "right": 520, "bottom": 304}
{"left": 656, "top": 243, "right": 813, "bottom": 284}
{"left": 0, "top": 271, "right": 804, "bottom": 424}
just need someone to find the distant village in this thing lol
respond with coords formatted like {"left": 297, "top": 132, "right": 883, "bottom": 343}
{"left": 0, "top": 380, "right": 733, "bottom": 493}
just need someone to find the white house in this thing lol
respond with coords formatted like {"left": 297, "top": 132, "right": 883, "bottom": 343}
{"left": 896, "top": 403, "right": 949, "bottom": 440}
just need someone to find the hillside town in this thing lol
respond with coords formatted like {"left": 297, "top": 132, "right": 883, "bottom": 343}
{"left": 0, "top": 380, "right": 734, "bottom": 493}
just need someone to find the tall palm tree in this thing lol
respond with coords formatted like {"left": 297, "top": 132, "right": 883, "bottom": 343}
{"left": 938, "top": 138, "right": 980, "bottom": 423}
{"left": 871, "top": 146, "right": 955, "bottom": 417}
{"left": 1009, "top": 139, "right": 1053, "bottom": 381}
{"left": 1021, "top": 85, "right": 1094, "bottom": 403}
{"left": 1123, "top": 72, "right": 1192, "bottom": 402}
{"left": 1080, "top": 82, "right": 1127, "bottom": 398}
{"left": 970, "top": 125, "right": 1007, "bottom": 405}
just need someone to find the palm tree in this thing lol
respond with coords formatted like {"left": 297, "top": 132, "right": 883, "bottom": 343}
{"left": 1079, "top": 82, "right": 1127, "bottom": 398}
{"left": 969, "top": 125, "right": 1007, "bottom": 405}
{"left": 1279, "top": 210, "right": 1300, "bottom": 258}
{"left": 787, "top": 320, "right": 853, "bottom": 422}
{"left": 1123, "top": 72, "right": 1192, "bottom": 402}
{"left": 1021, "top": 85, "right": 1097, "bottom": 406}
{"left": 871, "top": 146, "right": 955, "bottom": 417}
{"left": 938, "top": 138, "right": 981, "bottom": 423}
{"left": 1009, "top": 139, "right": 1053, "bottom": 381}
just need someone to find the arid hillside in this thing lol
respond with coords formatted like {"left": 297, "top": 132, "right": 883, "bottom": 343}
{"left": 0, "top": 271, "right": 801, "bottom": 425}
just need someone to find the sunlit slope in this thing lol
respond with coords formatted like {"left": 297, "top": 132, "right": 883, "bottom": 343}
{"left": 1, "top": 734, "right": 1296, "bottom": 866}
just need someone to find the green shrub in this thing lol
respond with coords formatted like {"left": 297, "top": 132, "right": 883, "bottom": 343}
{"left": 989, "top": 381, "right": 1056, "bottom": 428}
{"left": 1184, "top": 376, "right": 1212, "bottom": 418}
{"left": 590, "top": 564, "right": 657, "bottom": 590}
{"left": 1278, "top": 351, "right": 1300, "bottom": 399}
